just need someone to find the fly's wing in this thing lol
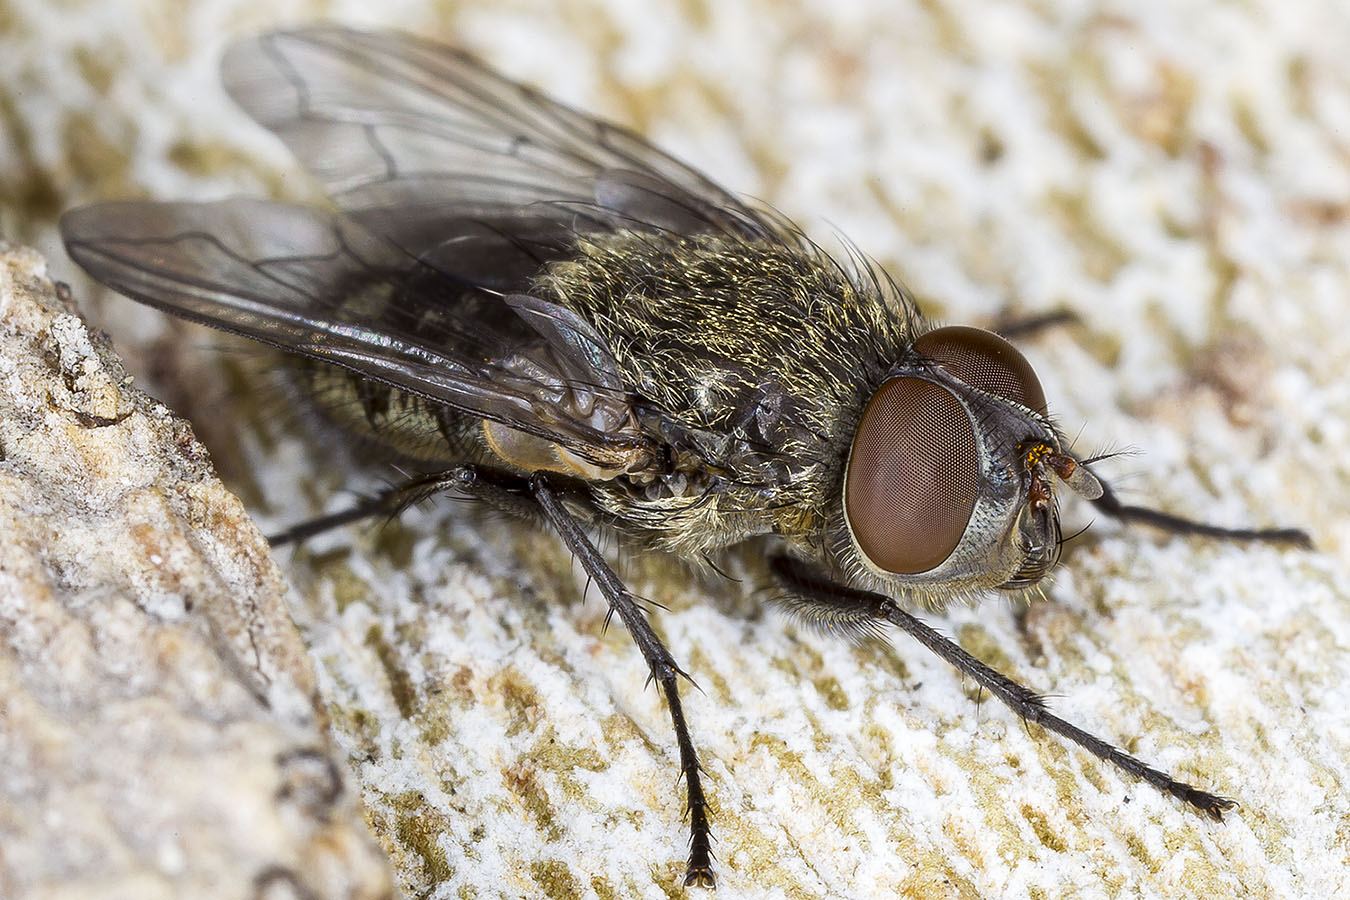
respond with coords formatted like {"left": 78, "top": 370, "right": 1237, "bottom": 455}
{"left": 63, "top": 26, "right": 794, "bottom": 470}
{"left": 60, "top": 199, "right": 644, "bottom": 462}
{"left": 219, "top": 26, "right": 779, "bottom": 264}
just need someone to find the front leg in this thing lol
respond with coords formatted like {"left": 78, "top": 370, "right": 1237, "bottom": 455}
{"left": 1089, "top": 477, "right": 1311, "bottom": 547}
{"left": 770, "top": 554, "right": 1237, "bottom": 819}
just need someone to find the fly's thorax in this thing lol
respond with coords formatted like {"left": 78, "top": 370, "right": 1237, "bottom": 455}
{"left": 588, "top": 473, "right": 793, "bottom": 558}
{"left": 538, "top": 231, "right": 910, "bottom": 458}
{"left": 836, "top": 326, "right": 1100, "bottom": 602}
{"left": 529, "top": 229, "right": 926, "bottom": 560}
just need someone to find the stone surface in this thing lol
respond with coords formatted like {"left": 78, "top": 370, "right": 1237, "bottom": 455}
{"left": 0, "top": 247, "right": 393, "bottom": 899}
{"left": 2, "top": 1, "right": 1349, "bottom": 898}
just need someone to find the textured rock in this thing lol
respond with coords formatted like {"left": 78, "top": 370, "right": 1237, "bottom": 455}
{"left": 0, "top": 247, "right": 393, "bottom": 900}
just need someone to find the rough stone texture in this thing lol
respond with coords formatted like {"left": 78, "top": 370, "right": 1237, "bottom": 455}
{"left": 0, "top": 250, "right": 394, "bottom": 898}
{"left": 3, "top": 1, "right": 1349, "bottom": 899}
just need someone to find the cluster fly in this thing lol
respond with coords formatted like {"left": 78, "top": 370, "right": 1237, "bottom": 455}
{"left": 61, "top": 27, "right": 1310, "bottom": 886}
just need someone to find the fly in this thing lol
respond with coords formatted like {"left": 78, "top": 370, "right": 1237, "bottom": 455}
{"left": 60, "top": 26, "right": 1311, "bottom": 888}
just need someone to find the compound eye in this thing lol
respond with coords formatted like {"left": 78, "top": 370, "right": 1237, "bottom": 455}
{"left": 913, "top": 325, "right": 1047, "bottom": 415}
{"left": 845, "top": 378, "right": 978, "bottom": 574}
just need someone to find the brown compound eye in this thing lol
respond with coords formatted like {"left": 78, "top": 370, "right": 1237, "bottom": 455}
{"left": 913, "top": 325, "right": 1047, "bottom": 415}
{"left": 845, "top": 378, "right": 978, "bottom": 574}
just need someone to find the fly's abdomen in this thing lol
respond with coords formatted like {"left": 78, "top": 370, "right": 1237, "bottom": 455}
{"left": 294, "top": 363, "right": 489, "bottom": 465}
{"left": 297, "top": 360, "right": 657, "bottom": 484}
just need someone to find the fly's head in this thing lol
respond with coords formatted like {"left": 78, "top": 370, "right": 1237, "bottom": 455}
{"left": 840, "top": 325, "right": 1104, "bottom": 603}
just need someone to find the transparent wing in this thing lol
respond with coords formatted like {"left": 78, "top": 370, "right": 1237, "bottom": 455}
{"left": 60, "top": 199, "right": 646, "bottom": 461}
{"left": 220, "top": 26, "right": 777, "bottom": 259}
{"left": 63, "top": 26, "right": 800, "bottom": 470}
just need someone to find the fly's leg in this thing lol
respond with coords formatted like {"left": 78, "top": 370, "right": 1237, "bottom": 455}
{"left": 265, "top": 482, "right": 418, "bottom": 546}
{"left": 1090, "top": 479, "right": 1312, "bottom": 548}
{"left": 989, "top": 317, "right": 1311, "bottom": 550}
{"left": 527, "top": 471, "right": 715, "bottom": 888}
{"left": 268, "top": 503, "right": 385, "bottom": 545}
{"left": 266, "top": 469, "right": 539, "bottom": 546}
{"left": 273, "top": 464, "right": 716, "bottom": 884}
{"left": 769, "top": 555, "right": 1238, "bottom": 819}
{"left": 990, "top": 309, "right": 1079, "bottom": 340}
